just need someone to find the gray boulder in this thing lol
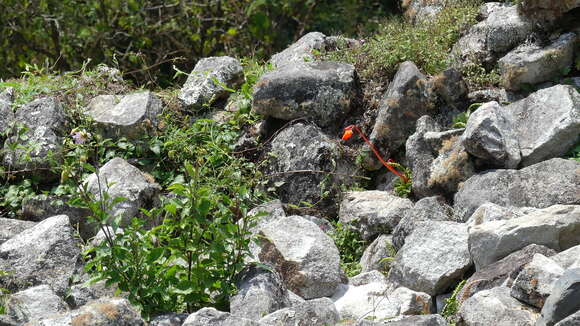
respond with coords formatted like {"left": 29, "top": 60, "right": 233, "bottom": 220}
{"left": 388, "top": 221, "right": 472, "bottom": 296}
{"left": 360, "top": 235, "right": 395, "bottom": 273}
{"left": 183, "top": 308, "right": 261, "bottom": 326}
{"left": 265, "top": 123, "right": 358, "bottom": 215}
{"left": 66, "top": 271, "right": 124, "bottom": 309}
{"left": 332, "top": 271, "right": 432, "bottom": 320}
{"left": 451, "top": 4, "right": 535, "bottom": 68}
{"left": 270, "top": 32, "right": 327, "bottom": 68}
{"left": 402, "top": 0, "right": 449, "bottom": 24}
{"left": 259, "top": 297, "right": 340, "bottom": 326}
{"left": 511, "top": 254, "right": 564, "bottom": 308}
{"left": 86, "top": 91, "right": 162, "bottom": 139}
{"left": 555, "top": 310, "right": 580, "bottom": 326}
{"left": 392, "top": 196, "right": 454, "bottom": 251}
{"left": 518, "top": 0, "right": 580, "bottom": 23}
{"left": 453, "top": 158, "right": 580, "bottom": 222}
{"left": 466, "top": 202, "right": 538, "bottom": 227}
{"left": 462, "top": 101, "right": 521, "bottom": 168}
{"left": 498, "top": 33, "right": 577, "bottom": 90}
{"left": 505, "top": 85, "right": 580, "bottom": 167}
{"left": 405, "top": 116, "right": 440, "bottom": 198}
{"left": 537, "top": 269, "right": 580, "bottom": 326}
{"left": 256, "top": 216, "right": 342, "bottom": 299}
{"left": 230, "top": 265, "right": 291, "bottom": 320}
{"left": 0, "top": 218, "right": 35, "bottom": 245}
{"left": 458, "top": 287, "right": 539, "bottom": 325}
{"left": 5, "top": 285, "right": 68, "bottom": 324}
{"left": 149, "top": 314, "right": 189, "bottom": 326}
{"left": 468, "top": 205, "right": 580, "bottom": 270}
{"left": 338, "top": 191, "right": 413, "bottom": 241}
{"left": 26, "top": 297, "right": 145, "bottom": 326}
{"left": 382, "top": 315, "right": 448, "bottom": 325}
{"left": 178, "top": 56, "right": 243, "bottom": 111}
{"left": 0, "top": 215, "right": 81, "bottom": 296}
{"left": 245, "top": 199, "right": 286, "bottom": 235}
{"left": 0, "top": 87, "right": 14, "bottom": 135}
{"left": 552, "top": 245, "right": 580, "bottom": 270}
{"left": 2, "top": 97, "right": 66, "bottom": 174}
{"left": 84, "top": 157, "right": 161, "bottom": 230}
{"left": 252, "top": 61, "right": 357, "bottom": 129}
{"left": 457, "top": 244, "right": 557, "bottom": 304}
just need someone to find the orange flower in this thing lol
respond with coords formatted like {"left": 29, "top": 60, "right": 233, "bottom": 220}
{"left": 342, "top": 129, "right": 354, "bottom": 140}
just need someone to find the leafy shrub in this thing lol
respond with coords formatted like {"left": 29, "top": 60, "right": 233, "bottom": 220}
{"left": 0, "top": 270, "right": 7, "bottom": 315}
{"left": 330, "top": 222, "right": 367, "bottom": 277}
{"left": 442, "top": 280, "right": 466, "bottom": 319}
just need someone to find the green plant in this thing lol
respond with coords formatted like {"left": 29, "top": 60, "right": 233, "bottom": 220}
{"left": 564, "top": 142, "right": 580, "bottom": 162}
{"left": 0, "top": 270, "right": 8, "bottom": 315}
{"left": 442, "top": 280, "right": 466, "bottom": 319}
{"left": 452, "top": 102, "right": 483, "bottom": 129}
{"left": 393, "top": 166, "right": 412, "bottom": 198}
{"left": 330, "top": 222, "right": 367, "bottom": 277}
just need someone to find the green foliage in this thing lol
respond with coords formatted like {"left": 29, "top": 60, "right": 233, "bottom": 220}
{"left": 452, "top": 102, "right": 483, "bottom": 129}
{"left": 0, "top": 270, "right": 8, "bottom": 315}
{"left": 393, "top": 165, "right": 412, "bottom": 198}
{"left": 329, "top": 222, "right": 367, "bottom": 277}
{"left": 564, "top": 142, "right": 580, "bottom": 162}
{"left": 0, "top": 0, "right": 398, "bottom": 86}
{"left": 442, "top": 280, "right": 466, "bottom": 319}
{"left": 460, "top": 64, "right": 501, "bottom": 90}
{"left": 323, "top": 1, "right": 481, "bottom": 86}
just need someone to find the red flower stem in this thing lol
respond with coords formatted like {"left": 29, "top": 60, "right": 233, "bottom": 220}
{"left": 353, "top": 126, "right": 409, "bottom": 183}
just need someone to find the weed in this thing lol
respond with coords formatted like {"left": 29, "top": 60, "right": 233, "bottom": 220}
{"left": 451, "top": 102, "right": 483, "bottom": 129}
{"left": 393, "top": 166, "right": 412, "bottom": 198}
{"left": 329, "top": 222, "right": 367, "bottom": 277}
{"left": 442, "top": 280, "right": 466, "bottom": 319}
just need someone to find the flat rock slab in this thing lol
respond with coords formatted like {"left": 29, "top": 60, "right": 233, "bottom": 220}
{"left": 252, "top": 61, "right": 357, "bottom": 129}
{"left": 270, "top": 32, "right": 327, "bottom": 68}
{"left": 388, "top": 221, "right": 472, "bottom": 296}
{"left": 259, "top": 297, "right": 340, "bottom": 326}
{"left": 511, "top": 254, "right": 564, "bottom": 308}
{"left": 537, "top": 268, "right": 580, "bottom": 326}
{"left": 468, "top": 205, "right": 580, "bottom": 270}
{"left": 256, "top": 215, "right": 342, "bottom": 299}
{"left": 458, "top": 287, "right": 539, "bottom": 325}
{"left": 0, "top": 215, "right": 80, "bottom": 296}
{"left": 0, "top": 218, "right": 36, "bottom": 245}
{"left": 5, "top": 285, "right": 68, "bottom": 324}
{"left": 453, "top": 158, "right": 580, "bottom": 222}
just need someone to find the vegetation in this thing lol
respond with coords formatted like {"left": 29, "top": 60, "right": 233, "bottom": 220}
{"left": 0, "top": 270, "right": 7, "bottom": 315}
{"left": 442, "top": 280, "right": 466, "bottom": 322}
{"left": 329, "top": 222, "right": 367, "bottom": 277}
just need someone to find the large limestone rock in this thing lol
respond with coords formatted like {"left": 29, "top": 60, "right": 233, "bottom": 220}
{"left": 457, "top": 244, "right": 556, "bottom": 303}
{"left": 511, "top": 254, "right": 565, "bottom": 308}
{"left": 0, "top": 215, "right": 81, "bottom": 296}
{"left": 0, "top": 218, "right": 35, "bottom": 245}
{"left": 178, "top": 56, "right": 243, "bottom": 111}
{"left": 252, "top": 61, "right": 357, "bottom": 129}
{"left": 270, "top": 32, "right": 327, "bottom": 68}
{"left": 5, "top": 285, "right": 68, "bottom": 324}
{"left": 518, "top": 0, "right": 580, "bottom": 23}
{"left": 405, "top": 116, "right": 440, "bottom": 198}
{"left": 265, "top": 123, "right": 358, "bottom": 215}
{"left": 505, "top": 85, "right": 580, "bottom": 167}
{"left": 537, "top": 268, "right": 580, "bottom": 326}
{"left": 2, "top": 97, "right": 66, "bottom": 174}
{"left": 465, "top": 202, "right": 538, "bottom": 227}
{"left": 451, "top": 4, "right": 535, "bottom": 68}
{"left": 0, "top": 87, "right": 14, "bottom": 135}
{"left": 555, "top": 310, "right": 580, "bottom": 326}
{"left": 332, "top": 271, "right": 432, "bottom": 321}
{"left": 462, "top": 101, "right": 521, "bottom": 168}
{"left": 453, "top": 158, "right": 580, "bottom": 222}
{"left": 359, "top": 235, "right": 394, "bottom": 273}
{"left": 86, "top": 91, "right": 162, "bottom": 139}
{"left": 468, "top": 205, "right": 580, "bottom": 270}
{"left": 183, "top": 307, "right": 261, "bottom": 326}
{"left": 258, "top": 297, "right": 340, "bottom": 326}
{"left": 256, "top": 216, "right": 342, "bottom": 299}
{"left": 338, "top": 191, "right": 413, "bottom": 241}
{"left": 84, "top": 157, "right": 161, "bottom": 229}
{"left": 552, "top": 245, "right": 580, "bottom": 270}
{"left": 26, "top": 297, "right": 145, "bottom": 326}
{"left": 392, "top": 196, "right": 454, "bottom": 250}
{"left": 402, "top": 0, "right": 449, "bottom": 24}
{"left": 388, "top": 221, "right": 472, "bottom": 296}
{"left": 458, "top": 287, "right": 539, "bottom": 325}
{"left": 230, "top": 265, "right": 291, "bottom": 320}
{"left": 498, "top": 33, "right": 577, "bottom": 90}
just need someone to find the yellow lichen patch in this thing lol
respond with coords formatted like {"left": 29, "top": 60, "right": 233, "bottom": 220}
{"left": 93, "top": 303, "right": 121, "bottom": 320}
{"left": 71, "top": 312, "right": 94, "bottom": 326}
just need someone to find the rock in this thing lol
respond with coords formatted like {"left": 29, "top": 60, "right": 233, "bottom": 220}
{"left": 86, "top": 91, "right": 163, "bottom": 139}
{"left": 0, "top": 315, "right": 19, "bottom": 326}
{"left": 388, "top": 221, "right": 472, "bottom": 296}
{"left": 453, "top": 158, "right": 580, "bottom": 222}
{"left": 5, "top": 285, "right": 68, "bottom": 324}
{"left": 383, "top": 314, "right": 448, "bottom": 325}
{"left": 245, "top": 199, "right": 286, "bottom": 235}
{"left": 256, "top": 215, "right": 342, "bottom": 299}
{"left": 552, "top": 245, "right": 580, "bottom": 270}
{"left": 0, "top": 215, "right": 81, "bottom": 296}
{"left": 252, "top": 61, "right": 357, "bottom": 129}
{"left": 518, "top": 0, "right": 580, "bottom": 23}
{"left": 66, "top": 272, "right": 123, "bottom": 309}
{"left": 183, "top": 307, "right": 261, "bottom": 326}
{"left": 458, "top": 287, "right": 539, "bottom": 325}
{"left": 451, "top": 4, "right": 535, "bottom": 69}
{"left": 270, "top": 32, "right": 327, "bottom": 68}
{"left": 403, "top": 0, "right": 449, "bottom": 24}
{"left": 26, "top": 297, "right": 145, "bottom": 326}
{"left": 0, "top": 87, "right": 14, "bottom": 135}
{"left": 505, "top": 85, "right": 580, "bottom": 166}
{"left": 405, "top": 116, "right": 440, "bottom": 198}
{"left": 457, "top": 244, "right": 557, "bottom": 303}
{"left": 499, "top": 33, "right": 577, "bottom": 90}
{"left": 84, "top": 157, "right": 161, "bottom": 229}
{"left": 332, "top": 271, "right": 432, "bottom": 320}
{"left": 0, "top": 218, "right": 35, "bottom": 245}
{"left": 465, "top": 202, "right": 538, "bottom": 227}
{"left": 178, "top": 56, "right": 243, "bottom": 111}
{"left": 287, "top": 290, "right": 306, "bottom": 307}
{"left": 467, "top": 87, "right": 522, "bottom": 104}
{"left": 360, "top": 235, "right": 395, "bottom": 273}
{"left": 462, "top": 101, "right": 521, "bottom": 168}
{"left": 537, "top": 268, "right": 580, "bottom": 326}
{"left": 366, "top": 62, "right": 434, "bottom": 170}
{"left": 555, "top": 310, "right": 580, "bottom": 326}
{"left": 392, "top": 196, "right": 454, "bottom": 251}
{"left": 468, "top": 205, "right": 580, "bottom": 270}
{"left": 149, "top": 313, "right": 189, "bottom": 326}
{"left": 230, "top": 264, "right": 291, "bottom": 320}
{"left": 265, "top": 123, "right": 358, "bottom": 215}
{"left": 259, "top": 297, "right": 340, "bottom": 326}
{"left": 511, "top": 254, "right": 565, "bottom": 308}
{"left": 338, "top": 191, "right": 413, "bottom": 241}
{"left": 2, "top": 97, "right": 66, "bottom": 175}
